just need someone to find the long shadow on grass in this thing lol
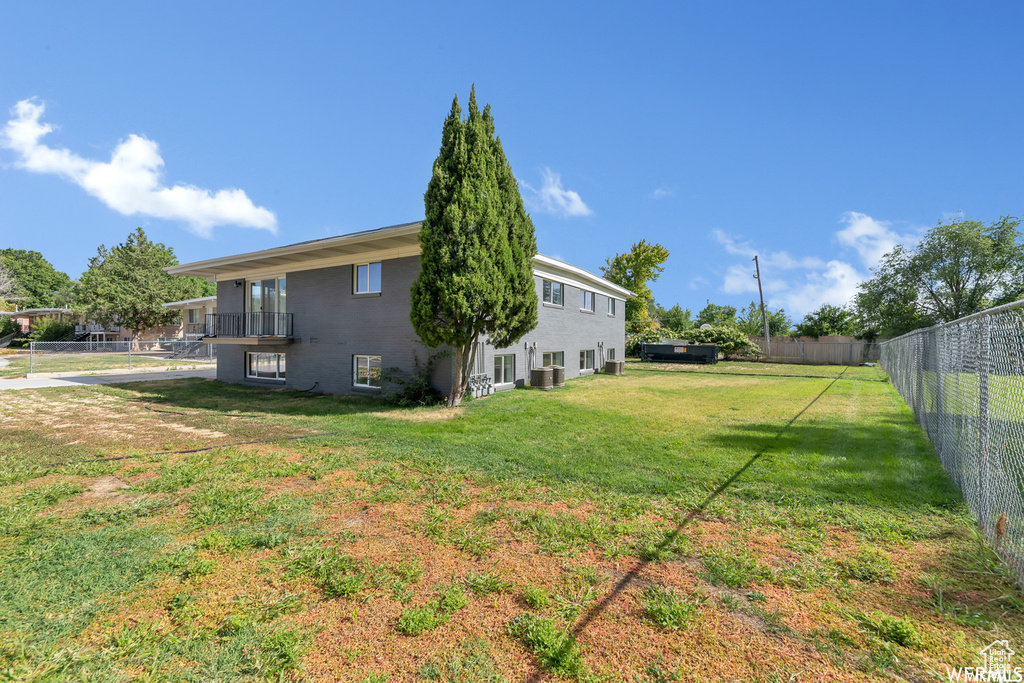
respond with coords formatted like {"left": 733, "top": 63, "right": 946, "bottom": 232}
{"left": 703, "top": 420, "right": 961, "bottom": 509}
{"left": 524, "top": 368, "right": 851, "bottom": 682}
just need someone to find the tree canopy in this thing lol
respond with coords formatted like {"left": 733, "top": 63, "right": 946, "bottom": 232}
{"left": 77, "top": 228, "right": 212, "bottom": 342}
{"left": 0, "top": 248, "right": 73, "bottom": 309}
{"left": 695, "top": 303, "right": 737, "bottom": 328}
{"left": 736, "top": 301, "right": 792, "bottom": 337}
{"left": 601, "top": 240, "right": 669, "bottom": 323}
{"left": 794, "top": 303, "right": 856, "bottom": 339}
{"left": 652, "top": 302, "right": 691, "bottom": 332}
{"left": 854, "top": 215, "right": 1023, "bottom": 337}
{"left": 410, "top": 87, "right": 537, "bottom": 407}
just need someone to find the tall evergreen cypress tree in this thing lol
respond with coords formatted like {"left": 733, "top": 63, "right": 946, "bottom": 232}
{"left": 411, "top": 87, "right": 538, "bottom": 406}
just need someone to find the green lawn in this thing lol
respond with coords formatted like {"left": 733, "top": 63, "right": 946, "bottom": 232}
{"left": 0, "top": 362, "right": 1018, "bottom": 681}
{"left": 0, "top": 351, "right": 213, "bottom": 378}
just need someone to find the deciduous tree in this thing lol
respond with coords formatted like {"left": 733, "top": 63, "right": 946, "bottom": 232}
{"left": 601, "top": 240, "right": 669, "bottom": 323}
{"left": 410, "top": 88, "right": 537, "bottom": 407}
{"left": 794, "top": 303, "right": 856, "bottom": 339}
{"left": 77, "top": 228, "right": 211, "bottom": 346}
{"left": 695, "top": 303, "right": 736, "bottom": 328}
{"left": 0, "top": 248, "right": 72, "bottom": 308}
{"left": 736, "top": 301, "right": 791, "bottom": 337}
{"left": 854, "top": 215, "right": 1023, "bottom": 337}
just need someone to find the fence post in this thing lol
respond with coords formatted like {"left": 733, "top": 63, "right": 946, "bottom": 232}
{"left": 29, "top": 341, "right": 34, "bottom": 374}
{"left": 978, "top": 315, "right": 991, "bottom": 535}
{"left": 129, "top": 341, "right": 132, "bottom": 370}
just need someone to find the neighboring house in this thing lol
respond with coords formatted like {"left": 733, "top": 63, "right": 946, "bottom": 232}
{"left": 166, "top": 221, "right": 633, "bottom": 397}
{"left": 0, "top": 306, "right": 195, "bottom": 344}
{"left": 0, "top": 307, "right": 75, "bottom": 336}
{"left": 161, "top": 296, "right": 218, "bottom": 340}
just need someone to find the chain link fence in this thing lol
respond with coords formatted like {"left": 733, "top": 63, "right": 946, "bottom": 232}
{"left": 26, "top": 340, "right": 216, "bottom": 375}
{"left": 881, "top": 300, "right": 1024, "bottom": 584}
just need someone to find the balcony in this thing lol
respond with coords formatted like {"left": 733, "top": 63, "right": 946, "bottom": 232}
{"left": 203, "top": 313, "right": 294, "bottom": 345}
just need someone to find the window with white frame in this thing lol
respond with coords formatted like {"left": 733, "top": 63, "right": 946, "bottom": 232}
{"left": 580, "top": 290, "right": 595, "bottom": 312}
{"left": 494, "top": 354, "right": 515, "bottom": 384}
{"left": 580, "top": 349, "right": 595, "bottom": 370}
{"left": 608, "top": 348, "right": 616, "bottom": 360}
{"left": 354, "top": 262, "right": 382, "bottom": 294}
{"left": 542, "top": 351, "right": 564, "bottom": 367}
{"left": 353, "top": 354, "right": 382, "bottom": 388}
{"left": 246, "top": 352, "right": 286, "bottom": 381}
{"left": 187, "top": 308, "right": 199, "bottom": 324}
{"left": 542, "top": 279, "right": 563, "bottom": 306}
{"left": 608, "top": 298, "right": 616, "bottom": 316}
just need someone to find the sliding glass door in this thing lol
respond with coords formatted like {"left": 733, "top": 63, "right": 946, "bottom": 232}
{"left": 248, "top": 277, "right": 286, "bottom": 335}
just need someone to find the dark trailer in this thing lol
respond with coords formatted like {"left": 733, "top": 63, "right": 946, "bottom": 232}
{"left": 640, "top": 342, "right": 719, "bottom": 364}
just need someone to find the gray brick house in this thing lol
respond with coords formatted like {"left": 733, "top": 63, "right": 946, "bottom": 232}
{"left": 166, "top": 221, "right": 632, "bottom": 397}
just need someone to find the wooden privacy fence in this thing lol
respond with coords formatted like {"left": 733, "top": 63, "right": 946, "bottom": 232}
{"left": 748, "top": 337, "right": 883, "bottom": 365}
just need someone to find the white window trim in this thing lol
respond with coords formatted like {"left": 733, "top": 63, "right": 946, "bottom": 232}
{"left": 494, "top": 353, "right": 515, "bottom": 386}
{"left": 580, "top": 290, "right": 595, "bottom": 312}
{"left": 542, "top": 351, "right": 564, "bottom": 367}
{"left": 246, "top": 352, "right": 286, "bottom": 381}
{"left": 608, "top": 298, "right": 616, "bottom": 317}
{"left": 580, "top": 349, "right": 595, "bottom": 372}
{"left": 542, "top": 279, "right": 564, "bottom": 307}
{"left": 353, "top": 262, "right": 382, "bottom": 294}
{"left": 353, "top": 354, "right": 383, "bottom": 389}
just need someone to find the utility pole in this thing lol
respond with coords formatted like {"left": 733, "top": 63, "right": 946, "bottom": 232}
{"left": 752, "top": 256, "right": 769, "bottom": 359}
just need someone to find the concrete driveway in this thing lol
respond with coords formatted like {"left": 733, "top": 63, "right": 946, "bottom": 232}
{"left": 0, "top": 367, "right": 217, "bottom": 391}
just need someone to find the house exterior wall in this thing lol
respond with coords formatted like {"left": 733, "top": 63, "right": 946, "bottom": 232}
{"left": 475, "top": 275, "right": 624, "bottom": 390}
{"left": 215, "top": 256, "right": 448, "bottom": 394}
{"left": 211, "top": 255, "right": 625, "bottom": 398}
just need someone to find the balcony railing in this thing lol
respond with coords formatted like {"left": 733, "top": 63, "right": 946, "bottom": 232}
{"left": 205, "top": 313, "right": 293, "bottom": 338}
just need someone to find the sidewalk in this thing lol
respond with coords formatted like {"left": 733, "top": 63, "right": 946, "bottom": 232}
{"left": 0, "top": 367, "right": 217, "bottom": 391}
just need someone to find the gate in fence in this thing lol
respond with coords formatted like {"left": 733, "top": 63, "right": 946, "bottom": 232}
{"left": 881, "top": 300, "right": 1024, "bottom": 585}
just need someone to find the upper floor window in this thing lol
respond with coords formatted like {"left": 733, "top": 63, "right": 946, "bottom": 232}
{"left": 580, "top": 290, "right": 595, "bottom": 312}
{"left": 355, "top": 262, "right": 382, "bottom": 293}
{"left": 542, "top": 279, "right": 563, "bottom": 306}
{"left": 608, "top": 298, "right": 616, "bottom": 316}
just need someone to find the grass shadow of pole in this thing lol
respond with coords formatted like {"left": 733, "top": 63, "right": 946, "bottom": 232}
{"left": 524, "top": 367, "right": 850, "bottom": 681}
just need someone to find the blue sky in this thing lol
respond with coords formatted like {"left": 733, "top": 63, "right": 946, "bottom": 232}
{"left": 2, "top": 2, "right": 1022, "bottom": 320}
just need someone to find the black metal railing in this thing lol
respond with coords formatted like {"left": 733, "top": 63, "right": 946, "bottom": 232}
{"left": 204, "top": 313, "right": 293, "bottom": 338}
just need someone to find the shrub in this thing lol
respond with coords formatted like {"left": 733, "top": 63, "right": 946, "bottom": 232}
{"left": 625, "top": 328, "right": 661, "bottom": 357}
{"left": 686, "top": 325, "right": 759, "bottom": 357}
{"left": 0, "top": 316, "right": 19, "bottom": 337}
{"left": 381, "top": 351, "right": 448, "bottom": 407}
{"left": 28, "top": 317, "right": 75, "bottom": 341}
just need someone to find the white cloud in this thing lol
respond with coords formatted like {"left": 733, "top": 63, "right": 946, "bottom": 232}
{"left": 650, "top": 187, "right": 674, "bottom": 200}
{"left": 835, "top": 211, "right": 918, "bottom": 267}
{"left": 688, "top": 275, "right": 710, "bottom": 290}
{"left": 521, "top": 168, "right": 593, "bottom": 218}
{"left": 711, "top": 212, "right": 917, "bottom": 317}
{"left": 1, "top": 98, "right": 278, "bottom": 237}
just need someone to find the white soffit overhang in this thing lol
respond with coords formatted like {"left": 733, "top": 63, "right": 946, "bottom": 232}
{"left": 533, "top": 254, "right": 635, "bottom": 300}
{"left": 165, "top": 222, "right": 424, "bottom": 281}
{"left": 166, "top": 221, "right": 635, "bottom": 300}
